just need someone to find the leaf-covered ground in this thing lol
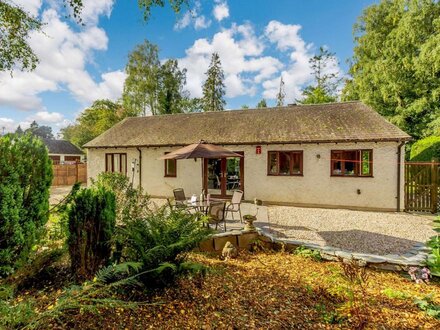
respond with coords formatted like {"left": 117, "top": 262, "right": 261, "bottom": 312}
{"left": 7, "top": 251, "right": 440, "bottom": 329}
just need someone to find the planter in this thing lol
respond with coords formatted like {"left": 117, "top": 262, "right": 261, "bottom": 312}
{"left": 243, "top": 214, "right": 257, "bottom": 231}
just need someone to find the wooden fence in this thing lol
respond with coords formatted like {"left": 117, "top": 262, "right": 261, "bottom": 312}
{"left": 404, "top": 161, "right": 440, "bottom": 213}
{"left": 52, "top": 162, "right": 87, "bottom": 186}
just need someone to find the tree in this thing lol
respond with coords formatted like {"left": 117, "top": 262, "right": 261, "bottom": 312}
{"left": 157, "top": 59, "right": 188, "bottom": 114}
{"left": 202, "top": 53, "right": 226, "bottom": 112}
{"left": 276, "top": 77, "right": 285, "bottom": 107}
{"left": 0, "top": 133, "right": 52, "bottom": 276}
{"left": 0, "top": 0, "right": 189, "bottom": 73}
{"left": 0, "top": 1, "right": 41, "bottom": 72}
{"left": 241, "top": 105, "right": 249, "bottom": 109}
{"left": 61, "top": 99, "right": 123, "bottom": 148}
{"left": 344, "top": 0, "right": 440, "bottom": 139}
{"left": 15, "top": 125, "right": 24, "bottom": 135}
{"left": 25, "top": 121, "right": 54, "bottom": 139}
{"left": 181, "top": 97, "right": 203, "bottom": 113}
{"left": 256, "top": 99, "right": 267, "bottom": 108}
{"left": 298, "top": 47, "right": 340, "bottom": 104}
{"left": 123, "top": 40, "right": 161, "bottom": 116}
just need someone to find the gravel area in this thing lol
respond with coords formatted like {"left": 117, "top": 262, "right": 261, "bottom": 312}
{"left": 258, "top": 206, "right": 436, "bottom": 255}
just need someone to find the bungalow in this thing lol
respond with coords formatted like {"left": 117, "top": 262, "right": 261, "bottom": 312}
{"left": 43, "top": 139, "right": 85, "bottom": 164}
{"left": 84, "top": 101, "right": 411, "bottom": 211}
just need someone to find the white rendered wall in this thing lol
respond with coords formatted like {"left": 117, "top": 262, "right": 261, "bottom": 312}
{"left": 87, "top": 141, "right": 404, "bottom": 211}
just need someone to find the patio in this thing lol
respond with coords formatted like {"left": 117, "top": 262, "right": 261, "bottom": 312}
{"left": 227, "top": 203, "right": 436, "bottom": 256}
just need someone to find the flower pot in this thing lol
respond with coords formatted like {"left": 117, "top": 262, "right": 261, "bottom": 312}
{"left": 243, "top": 215, "right": 257, "bottom": 231}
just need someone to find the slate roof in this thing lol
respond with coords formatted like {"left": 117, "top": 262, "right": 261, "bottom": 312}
{"left": 43, "top": 139, "right": 84, "bottom": 155}
{"left": 84, "top": 101, "right": 411, "bottom": 148}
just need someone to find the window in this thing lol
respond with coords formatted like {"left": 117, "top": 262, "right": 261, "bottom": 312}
{"left": 105, "top": 153, "right": 127, "bottom": 174}
{"left": 331, "top": 150, "right": 372, "bottom": 177}
{"left": 268, "top": 151, "right": 303, "bottom": 176}
{"left": 164, "top": 153, "right": 177, "bottom": 177}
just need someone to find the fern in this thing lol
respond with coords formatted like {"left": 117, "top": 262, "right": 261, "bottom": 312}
{"left": 95, "top": 262, "right": 143, "bottom": 284}
{"left": 115, "top": 206, "right": 212, "bottom": 286}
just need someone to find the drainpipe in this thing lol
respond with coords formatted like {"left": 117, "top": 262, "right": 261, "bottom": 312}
{"left": 137, "top": 147, "right": 142, "bottom": 190}
{"left": 396, "top": 141, "right": 405, "bottom": 212}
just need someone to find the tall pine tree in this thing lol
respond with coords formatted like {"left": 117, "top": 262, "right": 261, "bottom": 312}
{"left": 276, "top": 77, "right": 285, "bottom": 107}
{"left": 298, "top": 47, "right": 340, "bottom": 104}
{"left": 202, "top": 53, "right": 226, "bottom": 112}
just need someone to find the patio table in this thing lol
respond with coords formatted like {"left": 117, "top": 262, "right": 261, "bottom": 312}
{"left": 184, "top": 199, "right": 223, "bottom": 214}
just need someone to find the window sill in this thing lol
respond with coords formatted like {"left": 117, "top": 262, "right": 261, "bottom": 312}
{"left": 331, "top": 174, "right": 373, "bottom": 178}
{"left": 267, "top": 173, "right": 304, "bottom": 177}
{"left": 164, "top": 175, "right": 177, "bottom": 178}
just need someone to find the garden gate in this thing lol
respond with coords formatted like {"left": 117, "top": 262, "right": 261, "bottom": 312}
{"left": 404, "top": 161, "right": 440, "bottom": 213}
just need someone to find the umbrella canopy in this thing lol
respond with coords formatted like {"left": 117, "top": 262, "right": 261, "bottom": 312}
{"left": 159, "top": 142, "right": 243, "bottom": 160}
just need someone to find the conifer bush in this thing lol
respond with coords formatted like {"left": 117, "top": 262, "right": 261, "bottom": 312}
{"left": 0, "top": 134, "right": 52, "bottom": 277}
{"left": 67, "top": 187, "right": 116, "bottom": 281}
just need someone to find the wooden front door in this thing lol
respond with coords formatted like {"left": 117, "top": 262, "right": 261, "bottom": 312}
{"left": 204, "top": 153, "right": 244, "bottom": 198}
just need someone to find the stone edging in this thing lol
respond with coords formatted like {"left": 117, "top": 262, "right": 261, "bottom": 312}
{"left": 256, "top": 229, "right": 431, "bottom": 271}
{"left": 198, "top": 228, "right": 431, "bottom": 272}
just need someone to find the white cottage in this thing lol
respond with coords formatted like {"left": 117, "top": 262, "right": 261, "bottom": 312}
{"left": 84, "top": 102, "right": 411, "bottom": 211}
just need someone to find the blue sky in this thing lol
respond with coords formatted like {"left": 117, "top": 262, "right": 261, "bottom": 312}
{"left": 0, "top": 0, "right": 376, "bottom": 135}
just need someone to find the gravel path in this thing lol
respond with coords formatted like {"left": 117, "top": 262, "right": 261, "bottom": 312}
{"left": 258, "top": 206, "right": 436, "bottom": 255}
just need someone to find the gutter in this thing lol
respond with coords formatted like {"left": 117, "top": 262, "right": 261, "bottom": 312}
{"left": 396, "top": 141, "right": 406, "bottom": 212}
{"left": 137, "top": 147, "right": 142, "bottom": 190}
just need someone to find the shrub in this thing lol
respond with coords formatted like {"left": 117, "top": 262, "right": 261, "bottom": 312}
{"left": 92, "top": 172, "right": 151, "bottom": 224}
{"left": 67, "top": 187, "right": 116, "bottom": 281}
{"left": 414, "top": 294, "right": 440, "bottom": 319}
{"left": 410, "top": 136, "right": 440, "bottom": 161}
{"left": 294, "top": 246, "right": 322, "bottom": 261}
{"left": 0, "top": 133, "right": 52, "bottom": 277}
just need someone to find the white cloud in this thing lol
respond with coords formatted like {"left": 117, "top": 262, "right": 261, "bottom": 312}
{"left": 180, "top": 21, "right": 317, "bottom": 101}
{"left": 213, "top": 1, "right": 229, "bottom": 22}
{"left": 0, "top": 118, "right": 16, "bottom": 133}
{"left": 178, "top": 20, "right": 343, "bottom": 104}
{"left": 0, "top": 5, "right": 124, "bottom": 112}
{"left": 174, "top": 1, "right": 211, "bottom": 31}
{"left": 0, "top": 112, "right": 70, "bottom": 134}
{"left": 262, "top": 21, "right": 316, "bottom": 102}
{"left": 29, "top": 111, "right": 64, "bottom": 123}
{"left": 79, "top": 0, "right": 114, "bottom": 25}
{"left": 194, "top": 16, "right": 211, "bottom": 30}
{"left": 13, "top": 0, "right": 42, "bottom": 16}
{"left": 174, "top": 11, "right": 192, "bottom": 30}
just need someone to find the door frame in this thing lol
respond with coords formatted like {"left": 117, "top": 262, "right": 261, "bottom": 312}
{"left": 203, "top": 152, "right": 244, "bottom": 198}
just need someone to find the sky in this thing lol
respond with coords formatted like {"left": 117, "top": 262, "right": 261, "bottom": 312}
{"left": 0, "top": 0, "right": 377, "bottom": 135}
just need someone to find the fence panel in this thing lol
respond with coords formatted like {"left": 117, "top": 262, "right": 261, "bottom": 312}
{"left": 404, "top": 162, "right": 440, "bottom": 213}
{"left": 52, "top": 163, "right": 87, "bottom": 186}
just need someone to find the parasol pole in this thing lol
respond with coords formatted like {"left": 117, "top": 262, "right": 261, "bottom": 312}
{"left": 201, "top": 157, "right": 204, "bottom": 194}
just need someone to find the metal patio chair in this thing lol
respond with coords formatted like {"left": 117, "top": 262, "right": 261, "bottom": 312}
{"left": 225, "top": 190, "right": 243, "bottom": 223}
{"left": 173, "top": 188, "right": 187, "bottom": 205}
{"left": 207, "top": 201, "right": 227, "bottom": 231}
